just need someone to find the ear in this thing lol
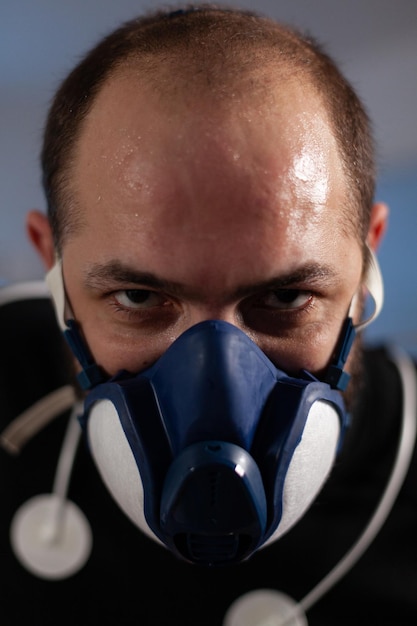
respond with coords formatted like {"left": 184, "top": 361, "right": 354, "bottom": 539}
{"left": 26, "top": 209, "right": 56, "bottom": 270}
{"left": 367, "top": 202, "right": 389, "bottom": 252}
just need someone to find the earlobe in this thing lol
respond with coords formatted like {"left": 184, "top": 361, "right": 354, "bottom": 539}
{"left": 26, "top": 209, "right": 56, "bottom": 270}
{"left": 367, "top": 202, "right": 389, "bottom": 252}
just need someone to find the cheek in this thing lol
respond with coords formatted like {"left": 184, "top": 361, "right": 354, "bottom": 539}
{"left": 259, "top": 319, "right": 344, "bottom": 376}
{"left": 80, "top": 311, "right": 346, "bottom": 380}
{"left": 81, "top": 322, "right": 177, "bottom": 376}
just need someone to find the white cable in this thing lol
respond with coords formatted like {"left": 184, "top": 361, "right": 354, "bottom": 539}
{"left": 43, "top": 401, "right": 83, "bottom": 544}
{"left": 0, "top": 385, "right": 77, "bottom": 454}
{"left": 10, "top": 400, "right": 93, "bottom": 579}
{"left": 0, "top": 280, "right": 49, "bottom": 306}
{"left": 299, "top": 346, "right": 417, "bottom": 613}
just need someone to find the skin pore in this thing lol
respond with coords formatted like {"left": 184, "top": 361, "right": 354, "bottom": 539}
{"left": 28, "top": 67, "right": 387, "bottom": 383}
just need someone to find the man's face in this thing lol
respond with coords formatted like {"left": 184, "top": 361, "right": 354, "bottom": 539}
{"left": 61, "top": 70, "right": 363, "bottom": 380}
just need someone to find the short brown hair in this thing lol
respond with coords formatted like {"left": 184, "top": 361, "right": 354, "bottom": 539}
{"left": 41, "top": 3, "right": 376, "bottom": 251}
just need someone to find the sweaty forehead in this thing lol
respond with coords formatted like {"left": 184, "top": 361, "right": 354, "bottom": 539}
{"left": 63, "top": 65, "right": 358, "bottom": 299}
{"left": 75, "top": 63, "right": 343, "bottom": 171}
{"left": 77, "top": 67, "right": 344, "bottom": 180}
{"left": 68, "top": 63, "right": 351, "bottom": 260}
{"left": 84, "top": 60, "right": 288, "bottom": 132}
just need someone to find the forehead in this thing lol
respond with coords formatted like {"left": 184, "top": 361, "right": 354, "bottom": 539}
{"left": 67, "top": 67, "right": 351, "bottom": 285}
{"left": 74, "top": 68, "right": 347, "bottom": 204}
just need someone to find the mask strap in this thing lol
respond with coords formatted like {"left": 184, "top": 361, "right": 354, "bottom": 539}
{"left": 349, "top": 245, "right": 384, "bottom": 331}
{"left": 324, "top": 247, "right": 384, "bottom": 391}
{"left": 46, "top": 249, "right": 384, "bottom": 392}
{"left": 47, "top": 248, "right": 383, "bottom": 331}
{"left": 46, "top": 260, "right": 104, "bottom": 390}
{"left": 46, "top": 260, "right": 68, "bottom": 332}
{"left": 324, "top": 317, "right": 356, "bottom": 391}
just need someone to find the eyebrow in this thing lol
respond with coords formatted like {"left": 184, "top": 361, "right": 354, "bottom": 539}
{"left": 83, "top": 260, "right": 340, "bottom": 299}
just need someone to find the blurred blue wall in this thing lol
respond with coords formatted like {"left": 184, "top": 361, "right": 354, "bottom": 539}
{"left": 364, "top": 164, "right": 417, "bottom": 356}
{"left": 1, "top": 0, "right": 416, "bottom": 356}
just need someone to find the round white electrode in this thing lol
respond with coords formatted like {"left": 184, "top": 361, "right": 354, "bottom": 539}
{"left": 223, "top": 589, "right": 308, "bottom": 626}
{"left": 10, "top": 494, "right": 92, "bottom": 579}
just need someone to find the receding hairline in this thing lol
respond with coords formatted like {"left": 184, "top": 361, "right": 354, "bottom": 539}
{"left": 44, "top": 6, "right": 374, "bottom": 252}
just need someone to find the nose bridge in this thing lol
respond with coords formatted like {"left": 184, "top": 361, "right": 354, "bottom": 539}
{"left": 187, "top": 302, "right": 242, "bottom": 332}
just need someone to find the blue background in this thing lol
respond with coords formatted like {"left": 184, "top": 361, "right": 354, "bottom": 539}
{"left": 1, "top": 0, "right": 416, "bottom": 355}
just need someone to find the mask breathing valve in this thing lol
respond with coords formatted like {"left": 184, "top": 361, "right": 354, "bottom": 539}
{"left": 160, "top": 440, "right": 267, "bottom": 564}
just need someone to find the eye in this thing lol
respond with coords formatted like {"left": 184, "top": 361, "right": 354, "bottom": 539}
{"left": 260, "top": 289, "right": 313, "bottom": 310}
{"left": 113, "top": 289, "right": 167, "bottom": 310}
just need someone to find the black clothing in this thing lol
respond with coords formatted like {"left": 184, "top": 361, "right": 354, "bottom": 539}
{"left": 1, "top": 293, "right": 416, "bottom": 626}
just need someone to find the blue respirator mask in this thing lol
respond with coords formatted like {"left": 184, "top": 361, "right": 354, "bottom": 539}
{"left": 46, "top": 251, "right": 383, "bottom": 567}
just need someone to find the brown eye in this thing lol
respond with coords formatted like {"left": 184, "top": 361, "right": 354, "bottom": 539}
{"left": 114, "top": 289, "right": 166, "bottom": 309}
{"left": 261, "top": 289, "right": 312, "bottom": 310}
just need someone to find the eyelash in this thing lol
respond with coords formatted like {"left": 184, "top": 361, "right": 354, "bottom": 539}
{"left": 108, "top": 289, "right": 173, "bottom": 320}
{"left": 108, "top": 287, "right": 316, "bottom": 322}
{"left": 244, "top": 290, "right": 316, "bottom": 325}
{"left": 113, "top": 289, "right": 168, "bottom": 308}
{"left": 257, "top": 289, "right": 313, "bottom": 310}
